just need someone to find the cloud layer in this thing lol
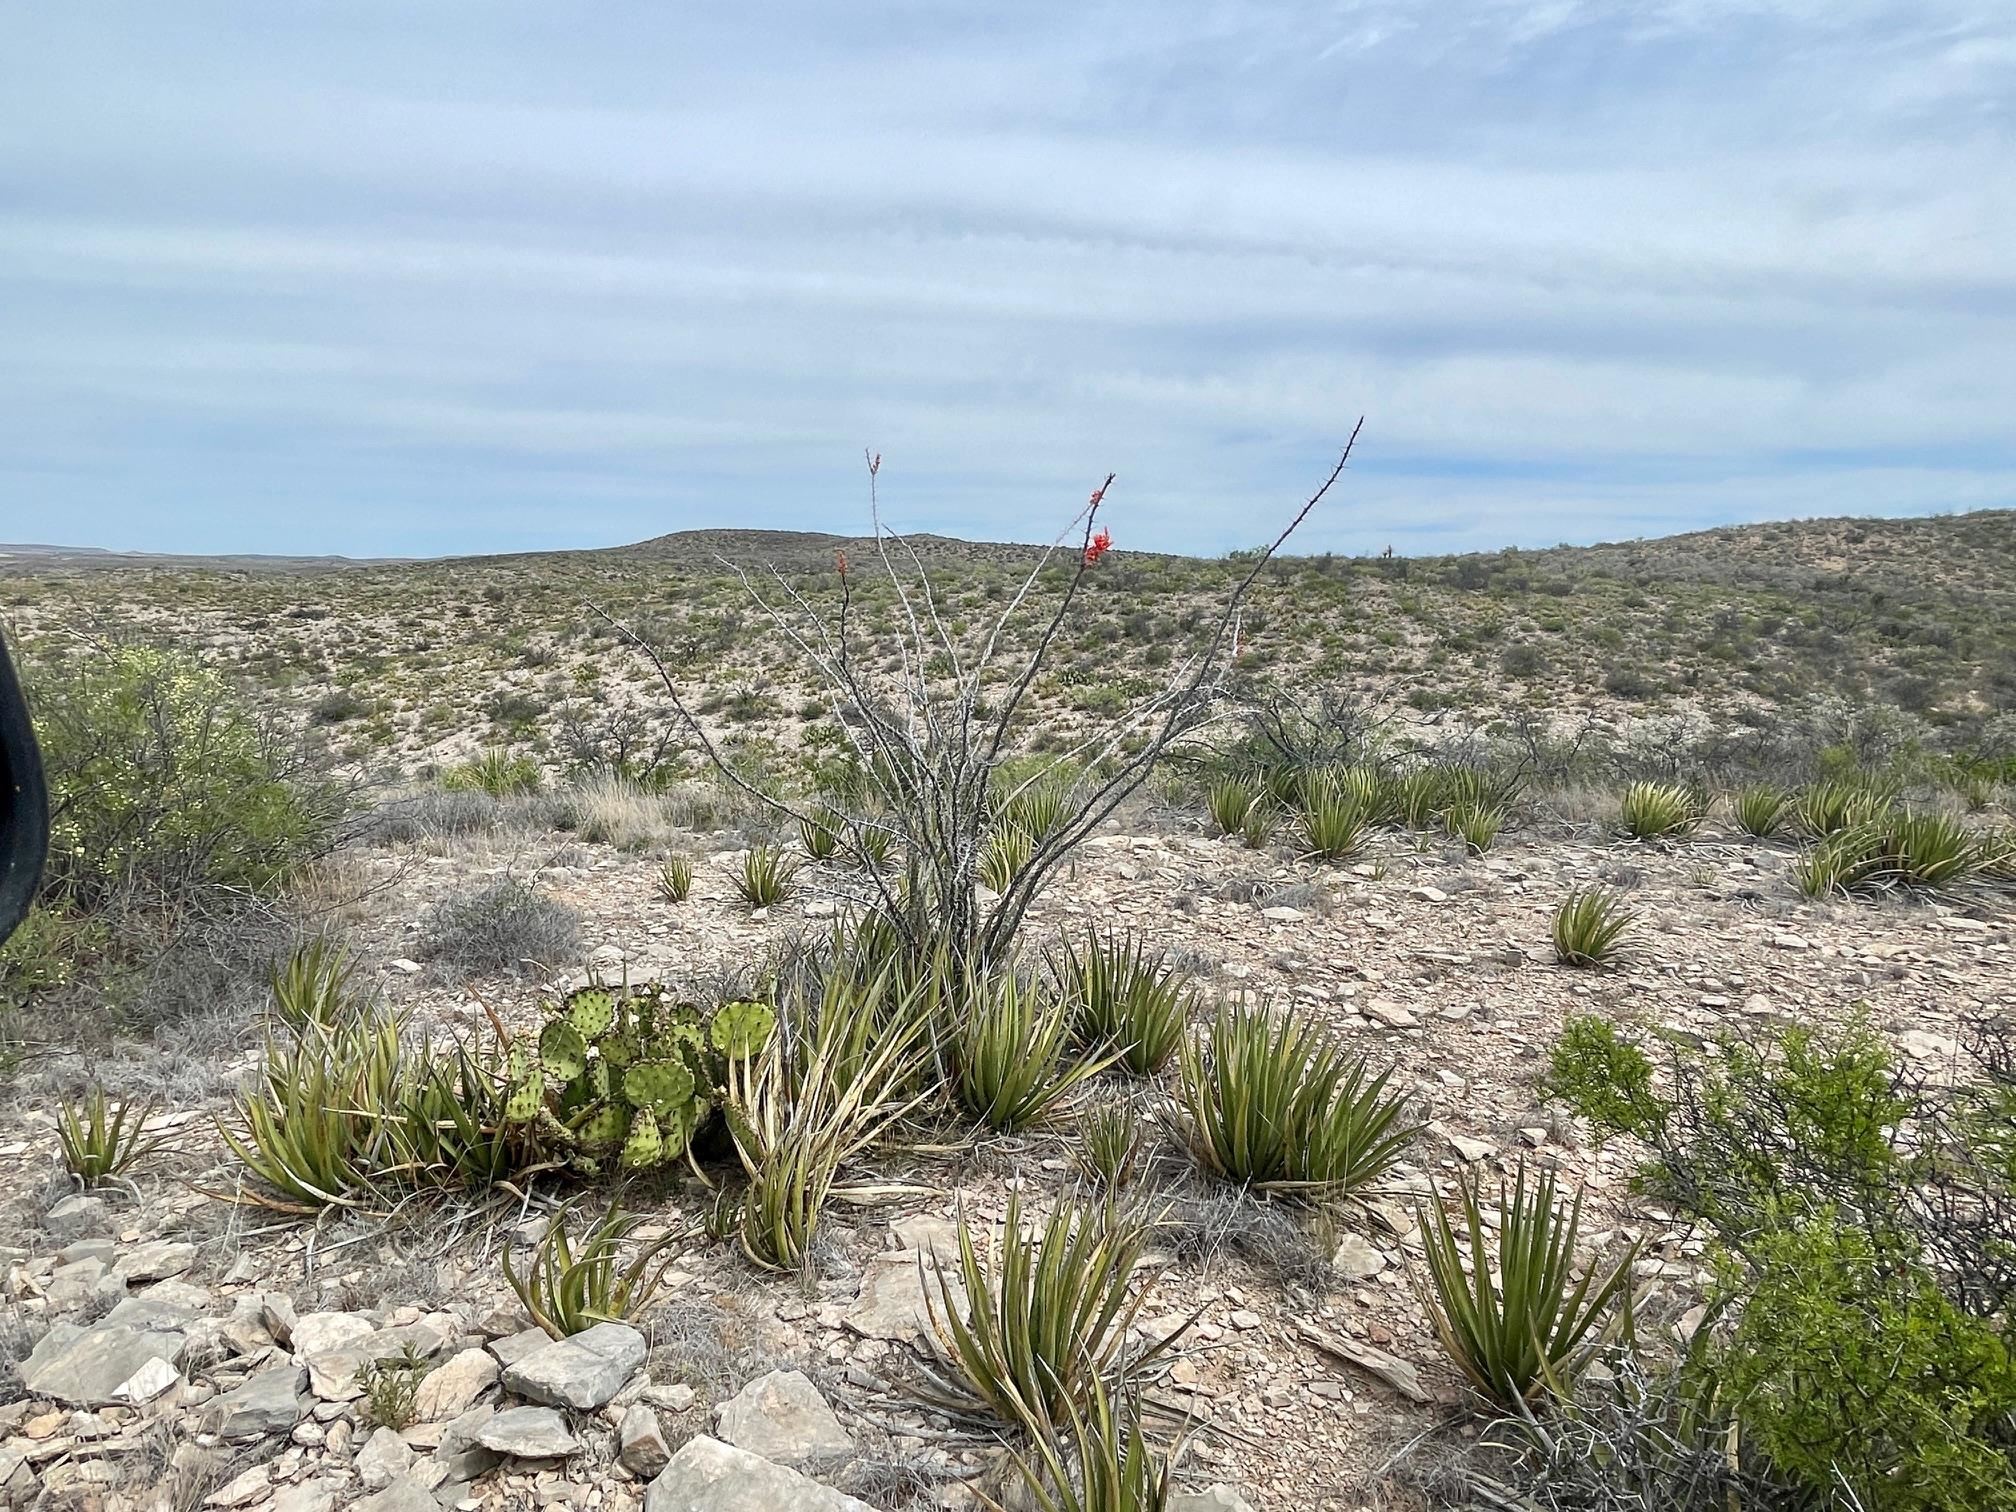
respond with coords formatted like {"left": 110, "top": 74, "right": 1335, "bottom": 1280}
{"left": 2, "top": 2, "right": 2011, "bottom": 556}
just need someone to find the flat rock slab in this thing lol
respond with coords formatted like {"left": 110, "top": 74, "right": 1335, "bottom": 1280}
{"left": 477, "top": 1405, "right": 579, "bottom": 1459}
{"left": 412, "top": 1347, "right": 499, "bottom": 1421}
{"left": 21, "top": 1322, "right": 186, "bottom": 1406}
{"left": 499, "top": 1322, "right": 645, "bottom": 1410}
{"left": 645, "top": 1436, "right": 883, "bottom": 1512}
{"left": 842, "top": 1252, "right": 957, "bottom": 1343}
{"left": 202, "top": 1365, "right": 306, "bottom": 1438}
{"left": 714, "top": 1369, "right": 853, "bottom": 1466}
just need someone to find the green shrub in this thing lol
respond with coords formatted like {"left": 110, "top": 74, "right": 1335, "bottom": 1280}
{"left": 357, "top": 1346, "right": 429, "bottom": 1429}
{"left": 442, "top": 747, "right": 541, "bottom": 797}
{"left": 1177, "top": 1001, "right": 1414, "bottom": 1193}
{"left": 1551, "top": 888, "right": 1634, "bottom": 967}
{"left": 1416, "top": 1162, "right": 1638, "bottom": 1409}
{"left": 1722, "top": 1216, "right": 2016, "bottom": 1511}
{"left": 1544, "top": 1016, "right": 1663, "bottom": 1143}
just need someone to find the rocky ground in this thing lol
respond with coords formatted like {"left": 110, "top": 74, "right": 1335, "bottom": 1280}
{"left": 4, "top": 806, "right": 2012, "bottom": 1512}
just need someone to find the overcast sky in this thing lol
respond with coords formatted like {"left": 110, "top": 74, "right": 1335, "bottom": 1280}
{"left": 2, "top": 3, "right": 2011, "bottom": 559}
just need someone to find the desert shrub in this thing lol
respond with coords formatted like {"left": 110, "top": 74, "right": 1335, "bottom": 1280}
{"left": 1542, "top": 1012, "right": 2016, "bottom": 1509}
{"left": 7, "top": 644, "right": 344, "bottom": 1034}
{"left": 442, "top": 747, "right": 541, "bottom": 797}
{"left": 1544, "top": 1016, "right": 1663, "bottom": 1143}
{"left": 357, "top": 1346, "right": 429, "bottom": 1430}
{"left": 1416, "top": 1161, "right": 1638, "bottom": 1410}
{"left": 1551, "top": 888, "right": 1634, "bottom": 968}
{"left": 418, "top": 879, "right": 581, "bottom": 977}
{"left": 359, "top": 789, "right": 501, "bottom": 845}
{"left": 1177, "top": 1000, "right": 1414, "bottom": 1193}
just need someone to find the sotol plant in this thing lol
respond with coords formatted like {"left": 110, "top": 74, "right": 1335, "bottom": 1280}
{"left": 58, "top": 1086, "right": 173, "bottom": 1188}
{"left": 1049, "top": 929, "right": 1194, "bottom": 1076}
{"left": 1552, "top": 888, "right": 1634, "bottom": 968}
{"left": 504, "top": 1199, "right": 683, "bottom": 1339}
{"left": 946, "top": 973, "right": 1117, "bottom": 1133}
{"left": 1619, "top": 781, "right": 1702, "bottom": 841}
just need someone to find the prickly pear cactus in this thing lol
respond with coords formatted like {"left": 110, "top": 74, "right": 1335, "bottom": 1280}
{"left": 620, "top": 1108, "right": 663, "bottom": 1170}
{"left": 539, "top": 1019, "right": 588, "bottom": 1082}
{"left": 503, "top": 1044, "right": 546, "bottom": 1124}
{"left": 708, "top": 1000, "right": 776, "bottom": 1059}
{"left": 623, "top": 1058, "right": 696, "bottom": 1118}
{"left": 565, "top": 986, "right": 617, "bottom": 1039}
{"left": 575, "top": 1100, "right": 630, "bottom": 1152}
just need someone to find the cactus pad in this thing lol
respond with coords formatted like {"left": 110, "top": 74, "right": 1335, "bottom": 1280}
{"left": 565, "top": 986, "right": 617, "bottom": 1039}
{"left": 576, "top": 1101, "right": 630, "bottom": 1151}
{"left": 622, "top": 1058, "right": 695, "bottom": 1117}
{"left": 538, "top": 1019, "right": 588, "bottom": 1082}
{"left": 600, "top": 1028, "right": 642, "bottom": 1068}
{"left": 709, "top": 1000, "right": 776, "bottom": 1058}
{"left": 620, "top": 1108, "right": 663, "bottom": 1169}
{"left": 503, "top": 1066, "right": 545, "bottom": 1123}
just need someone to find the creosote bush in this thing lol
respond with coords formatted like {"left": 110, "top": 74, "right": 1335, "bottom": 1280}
{"left": 418, "top": 878, "right": 582, "bottom": 977}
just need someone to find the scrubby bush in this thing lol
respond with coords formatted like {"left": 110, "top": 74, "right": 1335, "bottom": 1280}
{"left": 442, "top": 747, "right": 541, "bottom": 797}
{"left": 3, "top": 643, "right": 345, "bottom": 1035}
{"left": 1542, "top": 1012, "right": 2016, "bottom": 1509}
{"left": 418, "top": 878, "right": 581, "bottom": 977}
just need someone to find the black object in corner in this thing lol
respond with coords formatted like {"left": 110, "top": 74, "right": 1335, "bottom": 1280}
{"left": 0, "top": 629, "right": 48, "bottom": 947}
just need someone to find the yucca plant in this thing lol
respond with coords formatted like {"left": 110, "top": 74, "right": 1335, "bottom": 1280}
{"left": 1297, "top": 778, "right": 1370, "bottom": 861}
{"left": 1395, "top": 767, "right": 1444, "bottom": 829}
{"left": 387, "top": 1034, "right": 529, "bottom": 1193}
{"left": 798, "top": 807, "right": 842, "bottom": 861}
{"left": 1415, "top": 1162, "right": 1639, "bottom": 1409}
{"left": 1177, "top": 1001, "right": 1415, "bottom": 1193}
{"left": 924, "top": 1191, "right": 1181, "bottom": 1432}
{"left": 503, "top": 1199, "right": 683, "bottom": 1339}
{"left": 723, "top": 970, "right": 937, "bottom": 1271}
{"left": 981, "top": 823, "right": 1034, "bottom": 894}
{"left": 1731, "top": 784, "right": 1790, "bottom": 839}
{"left": 1049, "top": 930, "right": 1193, "bottom": 1075}
{"left": 736, "top": 843, "right": 800, "bottom": 908}
{"left": 1331, "top": 764, "right": 1397, "bottom": 825}
{"left": 1789, "top": 779, "right": 1894, "bottom": 840}
{"left": 949, "top": 974, "right": 1118, "bottom": 1133}
{"left": 655, "top": 854, "right": 693, "bottom": 903}
{"left": 1205, "top": 775, "right": 1261, "bottom": 838}
{"left": 1001, "top": 770, "right": 1077, "bottom": 843}
{"left": 1793, "top": 826, "right": 1889, "bottom": 899}
{"left": 443, "top": 747, "right": 540, "bottom": 798}
{"left": 1552, "top": 888, "right": 1634, "bottom": 968}
{"left": 1446, "top": 800, "right": 1505, "bottom": 855}
{"left": 1076, "top": 1100, "right": 1147, "bottom": 1189}
{"left": 269, "top": 936, "right": 367, "bottom": 1033}
{"left": 1618, "top": 781, "right": 1702, "bottom": 841}
{"left": 995, "top": 1375, "right": 1177, "bottom": 1512}
{"left": 1885, "top": 812, "right": 1983, "bottom": 889}
{"left": 1237, "top": 796, "right": 1278, "bottom": 850}
{"left": 219, "top": 1012, "right": 407, "bottom": 1210}
{"left": 849, "top": 822, "right": 896, "bottom": 872}
{"left": 57, "top": 1086, "right": 174, "bottom": 1188}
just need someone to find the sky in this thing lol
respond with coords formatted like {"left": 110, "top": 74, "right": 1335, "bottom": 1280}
{"left": 1, "top": 3, "right": 2012, "bottom": 560}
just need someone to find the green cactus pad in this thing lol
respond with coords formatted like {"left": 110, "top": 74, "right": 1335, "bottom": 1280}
{"left": 538, "top": 1019, "right": 588, "bottom": 1082}
{"left": 709, "top": 1000, "right": 776, "bottom": 1058}
{"left": 584, "top": 1059, "right": 613, "bottom": 1101}
{"left": 565, "top": 986, "right": 618, "bottom": 1039}
{"left": 576, "top": 1101, "right": 630, "bottom": 1150}
{"left": 503, "top": 1067, "right": 545, "bottom": 1124}
{"left": 619, "top": 1108, "right": 663, "bottom": 1169}
{"left": 622, "top": 1058, "right": 696, "bottom": 1116}
{"left": 600, "top": 1028, "right": 642, "bottom": 1068}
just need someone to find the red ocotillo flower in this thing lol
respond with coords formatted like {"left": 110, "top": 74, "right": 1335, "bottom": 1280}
{"left": 1084, "top": 527, "right": 1113, "bottom": 566}
{"left": 835, "top": 548, "right": 848, "bottom": 577}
